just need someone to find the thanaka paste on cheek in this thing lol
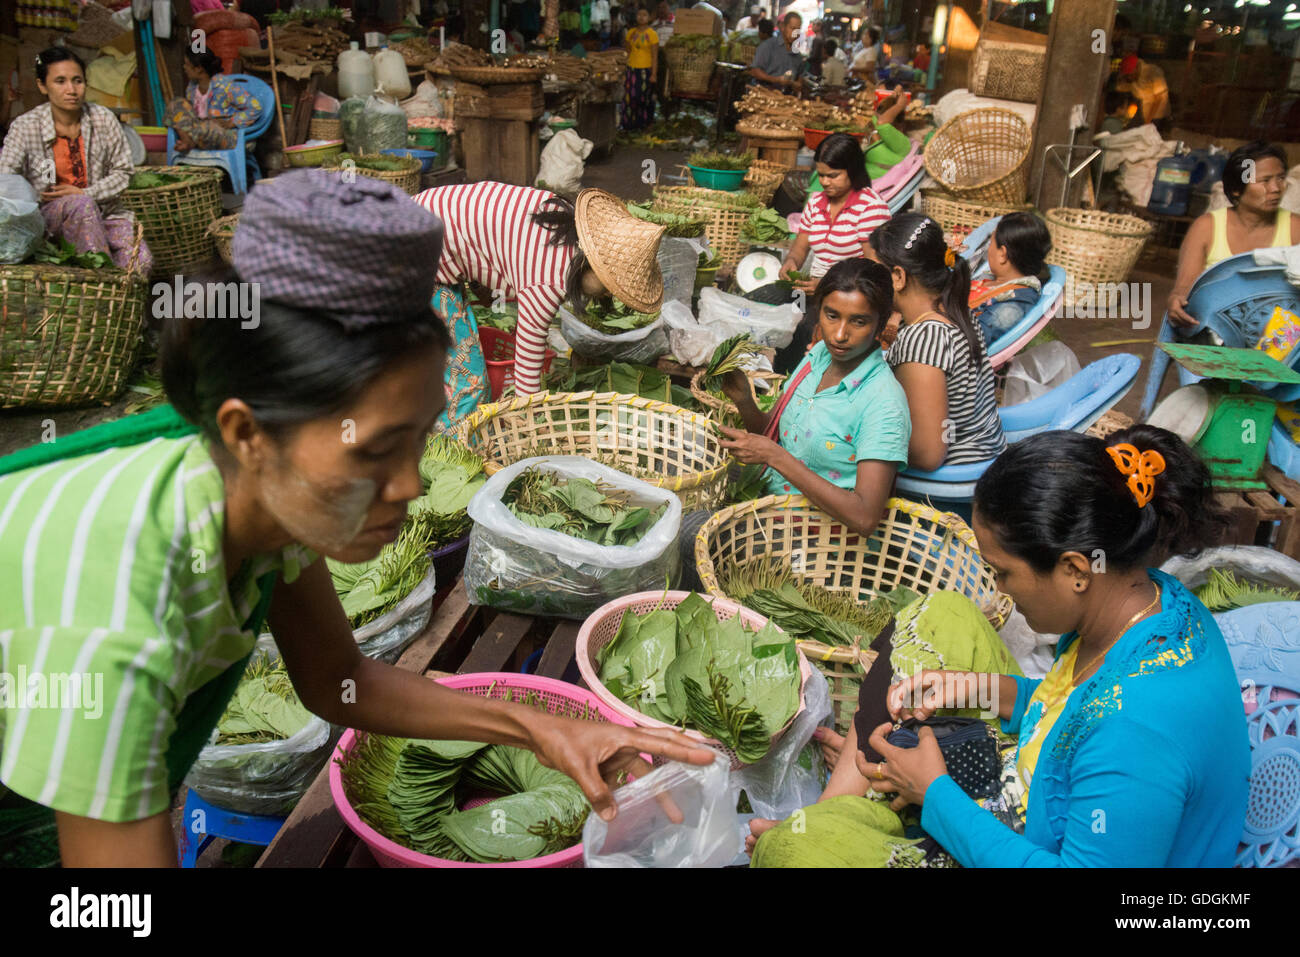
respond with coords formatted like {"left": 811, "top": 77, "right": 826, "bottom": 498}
{"left": 262, "top": 467, "right": 378, "bottom": 553}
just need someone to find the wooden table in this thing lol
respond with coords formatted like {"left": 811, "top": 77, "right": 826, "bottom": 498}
{"left": 256, "top": 578, "right": 583, "bottom": 867}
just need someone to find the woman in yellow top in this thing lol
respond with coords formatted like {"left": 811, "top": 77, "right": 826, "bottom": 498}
{"left": 1168, "top": 141, "right": 1300, "bottom": 328}
{"left": 622, "top": 7, "right": 658, "bottom": 131}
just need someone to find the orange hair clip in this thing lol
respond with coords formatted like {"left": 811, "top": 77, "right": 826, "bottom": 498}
{"left": 1106, "top": 442, "right": 1166, "bottom": 508}
{"left": 943, "top": 246, "right": 956, "bottom": 269}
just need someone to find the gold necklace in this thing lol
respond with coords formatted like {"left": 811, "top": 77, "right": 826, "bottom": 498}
{"left": 1069, "top": 583, "right": 1162, "bottom": 687}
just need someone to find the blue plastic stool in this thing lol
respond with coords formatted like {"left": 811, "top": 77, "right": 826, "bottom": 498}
{"left": 177, "top": 789, "right": 287, "bottom": 867}
{"left": 1216, "top": 601, "right": 1300, "bottom": 868}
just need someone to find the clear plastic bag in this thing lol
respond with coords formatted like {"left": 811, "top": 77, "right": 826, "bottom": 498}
{"left": 1003, "top": 340, "right": 1081, "bottom": 406}
{"left": 582, "top": 752, "right": 743, "bottom": 867}
{"left": 1162, "top": 546, "right": 1300, "bottom": 592}
{"left": 464, "top": 456, "right": 682, "bottom": 619}
{"left": 733, "top": 668, "right": 831, "bottom": 821}
{"left": 339, "top": 96, "right": 367, "bottom": 153}
{"left": 697, "top": 287, "right": 801, "bottom": 350}
{"left": 360, "top": 94, "right": 408, "bottom": 153}
{"left": 662, "top": 299, "right": 720, "bottom": 367}
{"left": 658, "top": 236, "right": 700, "bottom": 307}
{"left": 352, "top": 565, "right": 438, "bottom": 663}
{"left": 184, "top": 638, "right": 334, "bottom": 816}
{"left": 0, "top": 175, "right": 45, "bottom": 265}
{"left": 557, "top": 306, "right": 668, "bottom": 364}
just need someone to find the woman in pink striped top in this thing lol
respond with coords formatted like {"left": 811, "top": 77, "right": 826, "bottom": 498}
{"left": 414, "top": 182, "right": 665, "bottom": 420}
{"left": 780, "top": 133, "right": 891, "bottom": 286}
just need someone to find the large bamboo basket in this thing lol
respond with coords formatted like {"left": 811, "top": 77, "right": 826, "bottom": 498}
{"left": 651, "top": 185, "right": 761, "bottom": 267}
{"left": 0, "top": 222, "right": 149, "bottom": 409}
{"left": 921, "top": 190, "right": 1034, "bottom": 244}
{"left": 119, "top": 165, "right": 223, "bottom": 274}
{"left": 923, "top": 108, "right": 1031, "bottom": 206}
{"left": 689, "top": 369, "right": 785, "bottom": 426}
{"left": 207, "top": 213, "right": 238, "bottom": 267}
{"left": 459, "top": 390, "right": 732, "bottom": 510}
{"left": 1044, "top": 208, "right": 1154, "bottom": 302}
{"left": 742, "top": 159, "right": 790, "bottom": 206}
{"left": 323, "top": 153, "right": 423, "bottom": 196}
{"left": 664, "top": 44, "right": 716, "bottom": 95}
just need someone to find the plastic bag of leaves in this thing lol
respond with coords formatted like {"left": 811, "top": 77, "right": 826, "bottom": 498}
{"left": 557, "top": 300, "right": 669, "bottom": 365}
{"left": 184, "top": 638, "right": 333, "bottom": 816}
{"left": 464, "top": 456, "right": 683, "bottom": 619}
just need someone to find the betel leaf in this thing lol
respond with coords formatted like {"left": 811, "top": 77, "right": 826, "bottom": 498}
{"left": 673, "top": 591, "right": 718, "bottom": 655}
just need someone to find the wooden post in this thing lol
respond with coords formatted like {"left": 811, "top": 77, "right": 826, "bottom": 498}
{"left": 266, "top": 27, "right": 288, "bottom": 152}
{"left": 1030, "top": 0, "right": 1117, "bottom": 210}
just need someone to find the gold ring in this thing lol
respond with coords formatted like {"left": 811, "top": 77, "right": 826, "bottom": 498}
{"left": 875, "top": 762, "right": 886, "bottom": 781}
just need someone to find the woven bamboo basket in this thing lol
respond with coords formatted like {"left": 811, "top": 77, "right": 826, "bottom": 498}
{"left": 1085, "top": 409, "right": 1134, "bottom": 439}
{"left": 309, "top": 117, "right": 342, "bottom": 140}
{"left": 742, "top": 159, "right": 789, "bottom": 206}
{"left": 323, "top": 153, "right": 423, "bottom": 195}
{"left": 1045, "top": 208, "right": 1153, "bottom": 301}
{"left": 664, "top": 44, "right": 716, "bottom": 95}
{"left": 459, "top": 391, "right": 732, "bottom": 510}
{"left": 448, "top": 64, "right": 544, "bottom": 84}
{"left": 119, "top": 166, "right": 223, "bottom": 274}
{"left": 0, "top": 222, "right": 148, "bottom": 409}
{"left": 689, "top": 369, "right": 785, "bottom": 426}
{"left": 726, "top": 41, "right": 759, "bottom": 67}
{"left": 796, "top": 638, "right": 877, "bottom": 734}
{"left": 921, "top": 190, "right": 1034, "bottom": 243}
{"left": 969, "top": 39, "right": 1046, "bottom": 103}
{"left": 207, "top": 213, "right": 238, "bottom": 267}
{"left": 651, "top": 185, "right": 761, "bottom": 267}
{"left": 923, "top": 108, "right": 1031, "bottom": 206}
{"left": 695, "top": 495, "right": 1012, "bottom": 720}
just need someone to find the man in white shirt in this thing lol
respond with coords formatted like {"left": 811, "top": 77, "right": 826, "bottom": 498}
{"left": 736, "top": 5, "right": 764, "bottom": 31}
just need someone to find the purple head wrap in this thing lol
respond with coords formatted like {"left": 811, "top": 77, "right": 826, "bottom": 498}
{"left": 231, "top": 169, "right": 444, "bottom": 331}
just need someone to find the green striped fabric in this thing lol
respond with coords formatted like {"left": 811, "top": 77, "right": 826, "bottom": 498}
{"left": 0, "top": 435, "right": 313, "bottom": 823}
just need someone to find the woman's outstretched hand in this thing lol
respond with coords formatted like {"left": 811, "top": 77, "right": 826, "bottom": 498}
{"left": 717, "top": 425, "right": 782, "bottom": 466}
{"left": 861, "top": 721, "right": 948, "bottom": 811}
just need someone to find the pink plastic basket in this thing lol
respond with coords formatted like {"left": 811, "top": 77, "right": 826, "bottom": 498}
{"left": 329, "top": 672, "right": 635, "bottom": 868}
{"left": 575, "top": 590, "right": 811, "bottom": 770}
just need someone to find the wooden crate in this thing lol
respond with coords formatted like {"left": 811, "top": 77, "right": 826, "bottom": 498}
{"left": 256, "top": 580, "right": 584, "bottom": 868}
{"left": 461, "top": 117, "right": 539, "bottom": 187}
{"left": 1215, "top": 464, "right": 1300, "bottom": 560}
{"left": 454, "top": 79, "right": 543, "bottom": 121}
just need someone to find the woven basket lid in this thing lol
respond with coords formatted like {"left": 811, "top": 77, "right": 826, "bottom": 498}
{"left": 574, "top": 188, "right": 665, "bottom": 313}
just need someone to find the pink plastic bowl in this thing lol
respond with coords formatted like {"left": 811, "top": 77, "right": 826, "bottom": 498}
{"left": 330, "top": 672, "right": 636, "bottom": 868}
{"left": 575, "top": 590, "right": 811, "bottom": 770}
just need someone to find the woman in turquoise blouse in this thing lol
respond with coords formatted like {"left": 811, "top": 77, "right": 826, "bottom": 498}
{"left": 753, "top": 424, "right": 1250, "bottom": 867}
{"left": 718, "top": 258, "right": 910, "bottom": 538}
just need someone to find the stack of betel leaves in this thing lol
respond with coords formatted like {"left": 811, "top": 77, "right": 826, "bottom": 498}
{"left": 595, "top": 592, "right": 802, "bottom": 763}
{"left": 740, "top": 207, "right": 792, "bottom": 244}
{"left": 688, "top": 149, "right": 754, "bottom": 172}
{"left": 504, "top": 466, "right": 666, "bottom": 547}
{"left": 29, "top": 237, "right": 115, "bottom": 270}
{"left": 577, "top": 296, "right": 660, "bottom": 336}
{"left": 328, "top": 435, "right": 486, "bottom": 629}
{"left": 626, "top": 201, "right": 708, "bottom": 238}
{"left": 545, "top": 360, "right": 699, "bottom": 409}
{"left": 127, "top": 170, "right": 190, "bottom": 190}
{"left": 340, "top": 727, "right": 591, "bottom": 862}
{"left": 215, "top": 653, "right": 314, "bottom": 746}
{"left": 471, "top": 300, "right": 518, "bottom": 332}
{"left": 1194, "top": 567, "right": 1300, "bottom": 611}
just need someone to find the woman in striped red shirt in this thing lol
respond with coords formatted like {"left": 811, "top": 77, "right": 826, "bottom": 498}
{"left": 413, "top": 183, "right": 666, "bottom": 422}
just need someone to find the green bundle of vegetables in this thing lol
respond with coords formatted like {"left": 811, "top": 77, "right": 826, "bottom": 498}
{"left": 596, "top": 592, "right": 802, "bottom": 762}
{"left": 626, "top": 201, "right": 708, "bottom": 238}
{"left": 216, "top": 654, "right": 314, "bottom": 746}
{"left": 339, "top": 731, "right": 590, "bottom": 862}
{"left": 503, "top": 466, "right": 666, "bottom": 547}
{"left": 267, "top": 5, "right": 346, "bottom": 22}
{"left": 578, "top": 297, "right": 660, "bottom": 334}
{"left": 30, "top": 237, "right": 114, "bottom": 270}
{"left": 697, "top": 246, "right": 723, "bottom": 270}
{"left": 740, "top": 207, "right": 793, "bottom": 243}
{"left": 666, "top": 33, "right": 721, "bottom": 52}
{"left": 688, "top": 149, "right": 754, "bottom": 172}
{"left": 701, "top": 333, "right": 762, "bottom": 392}
{"left": 332, "top": 152, "right": 411, "bottom": 172}
{"left": 127, "top": 170, "right": 188, "bottom": 190}
{"left": 545, "top": 360, "right": 699, "bottom": 409}
{"left": 1194, "top": 568, "right": 1300, "bottom": 612}
{"left": 472, "top": 300, "right": 519, "bottom": 332}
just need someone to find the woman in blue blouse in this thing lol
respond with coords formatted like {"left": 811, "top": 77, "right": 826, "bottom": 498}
{"left": 718, "top": 258, "right": 910, "bottom": 538}
{"left": 753, "top": 424, "right": 1250, "bottom": 867}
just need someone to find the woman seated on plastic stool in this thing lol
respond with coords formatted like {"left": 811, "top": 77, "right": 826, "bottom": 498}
{"left": 167, "top": 48, "right": 263, "bottom": 153}
{"left": 807, "top": 87, "right": 911, "bottom": 192}
{"left": 716, "top": 258, "right": 910, "bottom": 539}
{"left": 749, "top": 425, "right": 1250, "bottom": 867}
{"left": 968, "top": 212, "right": 1052, "bottom": 347}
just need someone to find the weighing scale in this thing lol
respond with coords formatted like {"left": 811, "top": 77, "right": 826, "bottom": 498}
{"left": 1148, "top": 343, "right": 1300, "bottom": 490}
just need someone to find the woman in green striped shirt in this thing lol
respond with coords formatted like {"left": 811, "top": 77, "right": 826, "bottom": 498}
{"left": 0, "top": 170, "right": 709, "bottom": 868}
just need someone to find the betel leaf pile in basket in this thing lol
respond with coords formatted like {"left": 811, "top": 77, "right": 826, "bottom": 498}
{"left": 595, "top": 592, "right": 801, "bottom": 763}
{"left": 577, "top": 296, "right": 660, "bottom": 334}
{"left": 503, "top": 466, "right": 666, "bottom": 547}
{"left": 327, "top": 435, "right": 486, "bottom": 628}
{"left": 339, "top": 731, "right": 590, "bottom": 863}
{"left": 215, "top": 653, "right": 314, "bottom": 746}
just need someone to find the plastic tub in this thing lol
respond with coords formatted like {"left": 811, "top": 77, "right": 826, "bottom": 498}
{"left": 687, "top": 165, "right": 747, "bottom": 191}
{"left": 283, "top": 139, "right": 344, "bottom": 167}
{"left": 135, "top": 125, "right": 168, "bottom": 152}
{"left": 429, "top": 534, "right": 469, "bottom": 584}
{"left": 803, "top": 127, "right": 865, "bottom": 151}
{"left": 381, "top": 147, "right": 438, "bottom": 172}
{"left": 330, "top": 672, "right": 636, "bottom": 867}
{"left": 478, "top": 326, "right": 556, "bottom": 400}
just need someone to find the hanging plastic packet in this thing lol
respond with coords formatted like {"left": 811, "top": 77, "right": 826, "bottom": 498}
{"left": 582, "top": 752, "right": 744, "bottom": 868}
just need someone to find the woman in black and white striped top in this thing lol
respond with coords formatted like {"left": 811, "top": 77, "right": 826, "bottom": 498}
{"left": 868, "top": 213, "right": 1006, "bottom": 470}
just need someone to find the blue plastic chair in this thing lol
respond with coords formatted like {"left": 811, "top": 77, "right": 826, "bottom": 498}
{"left": 1139, "top": 251, "right": 1300, "bottom": 420}
{"left": 894, "top": 352, "right": 1142, "bottom": 505}
{"left": 1215, "top": 601, "right": 1300, "bottom": 868}
{"left": 166, "top": 74, "right": 276, "bottom": 195}
{"left": 177, "top": 789, "right": 286, "bottom": 867}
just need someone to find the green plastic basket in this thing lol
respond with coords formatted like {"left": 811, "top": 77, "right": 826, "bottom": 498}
{"left": 688, "top": 166, "right": 747, "bottom": 191}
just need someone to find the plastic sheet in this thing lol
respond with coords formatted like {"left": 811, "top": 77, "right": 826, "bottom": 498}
{"left": 184, "top": 638, "right": 333, "bottom": 816}
{"left": 582, "top": 752, "right": 743, "bottom": 867}
{"left": 558, "top": 306, "right": 668, "bottom": 364}
{"left": 1003, "top": 340, "right": 1081, "bottom": 406}
{"left": 0, "top": 175, "right": 45, "bottom": 265}
{"left": 464, "top": 456, "right": 682, "bottom": 619}
{"left": 697, "top": 287, "right": 801, "bottom": 350}
{"left": 658, "top": 236, "right": 700, "bottom": 307}
{"left": 352, "top": 565, "right": 438, "bottom": 663}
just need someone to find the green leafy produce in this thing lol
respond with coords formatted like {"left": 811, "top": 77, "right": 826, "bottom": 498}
{"left": 472, "top": 300, "right": 519, "bottom": 332}
{"left": 596, "top": 592, "right": 801, "bottom": 762}
{"left": 578, "top": 297, "right": 659, "bottom": 334}
{"left": 1194, "top": 568, "right": 1300, "bottom": 612}
{"left": 267, "top": 5, "right": 346, "bottom": 22}
{"left": 740, "top": 207, "right": 793, "bottom": 243}
{"left": 697, "top": 246, "right": 722, "bottom": 269}
{"left": 626, "top": 201, "right": 708, "bottom": 238}
{"left": 688, "top": 149, "right": 754, "bottom": 172}
{"left": 503, "top": 466, "right": 666, "bottom": 547}
{"left": 30, "top": 237, "right": 113, "bottom": 270}
{"left": 545, "top": 360, "right": 699, "bottom": 408}
{"left": 331, "top": 152, "right": 410, "bottom": 172}
{"left": 701, "top": 333, "right": 762, "bottom": 392}
{"left": 666, "top": 33, "right": 721, "bottom": 52}
{"left": 338, "top": 730, "right": 591, "bottom": 863}
{"left": 127, "top": 170, "right": 187, "bottom": 190}
{"left": 216, "top": 654, "right": 314, "bottom": 746}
